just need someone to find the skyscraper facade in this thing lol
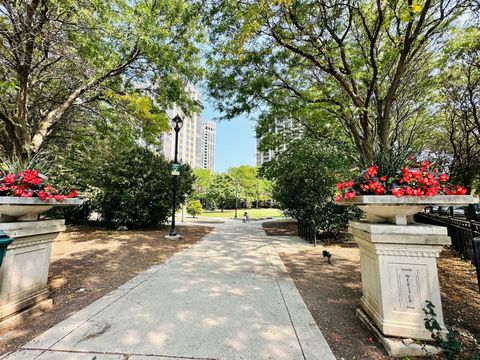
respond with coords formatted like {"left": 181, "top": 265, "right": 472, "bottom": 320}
{"left": 201, "top": 121, "right": 216, "bottom": 172}
{"left": 256, "top": 118, "right": 301, "bottom": 167}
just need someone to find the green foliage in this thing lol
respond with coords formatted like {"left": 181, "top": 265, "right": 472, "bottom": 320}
{"left": 0, "top": 0, "right": 204, "bottom": 157}
{"left": 434, "top": 26, "right": 480, "bottom": 192}
{"left": 200, "top": 166, "right": 273, "bottom": 210}
{"left": 187, "top": 199, "right": 203, "bottom": 217}
{"left": 46, "top": 121, "right": 194, "bottom": 229}
{"left": 264, "top": 135, "right": 360, "bottom": 237}
{"left": 93, "top": 145, "right": 193, "bottom": 229}
{"left": 206, "top": 174, "right": 236, "bottom": 211}
{"left": 206, "top": 0, "right": 468, "bottom": 163}
{"left": 192, "top": 168, "right": 215, "bottom": 201}
{"left": 0, "top": 152, "right": 50, "bottom": 176}
{"left": 313, "top": 202, "right": 362, "bottom": 239}
{"left": 227, "top": 165, "right": 267, "bottom": 207}
{"left": 423, "top": 300, "right": 462, "bottom": 359}
{"left": 373, "top": 148, "right": 412, "bottom": 179}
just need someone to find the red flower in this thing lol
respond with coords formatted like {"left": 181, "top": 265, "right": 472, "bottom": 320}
{"left": 360, "top": 184, "right": 369, "bottom": 192}
{"left": 367, "top": 166, "right": 378, "bottom": 177}
{"left": 37, "top": 190, "right": 47, "bottom": 200}
{"left": 334, "top": 195, "right": 342, "bottom": 202}
{"left": 0, "top": 184, "right": 8, "bottom": 192}
{"left": 412, "top": 170, "right": 422, "bottom": 181}
{"left": 66, "top": 190, "right": 78, "bottom": 198}
{"left": 344, "top": 191, "right": 357, "bottom": 200}
{"left": 392, "top": 187, "right": 405, "bottom": 197}
{"left": 413, "top": 188, "right": 424, "bottom": 196}
{"left": 19, "top": 169, "right": 42, "bottom": 185}
{"left": 420, "top": 161, "right": 431, "bottom": 172}
{"left": 444, "top": 187, "right": 455, "bottom": 195}
{"left": 401, "top": 169, "right": 413, "bottom": 183}
{"left": 3, "top": 173, "right": 16, "bottom": 185}
{"left": 439, "top": 174, "right": 448, "bottom": 182}
{"left": 54, "top": 194, "right": 65, "bottom": 201}
{"left": 11, "top": 185, "right": 25, "bottom": 196}
{"left": 336, "top": 162, "right": 466, "bottom": 199}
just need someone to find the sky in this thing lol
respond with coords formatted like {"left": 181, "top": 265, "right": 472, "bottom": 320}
{"left": 201, "top": 96, "right": 257, "bottom": 173}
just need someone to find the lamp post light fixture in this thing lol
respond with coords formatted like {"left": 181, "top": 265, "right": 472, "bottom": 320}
{"left": 168, "top": 115, "right": 184, "bottom": 237}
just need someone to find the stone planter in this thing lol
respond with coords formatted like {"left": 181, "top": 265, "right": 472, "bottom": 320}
{"left": 340, "top": 195, "right": 477, "bottom": 342}
{"left": 0, "top": 197, "right": 82, "bottom": 323}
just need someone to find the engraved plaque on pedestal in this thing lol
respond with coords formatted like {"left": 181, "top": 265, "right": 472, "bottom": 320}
{"left": 390, "top": 264, "right": 428, "bottom": 313}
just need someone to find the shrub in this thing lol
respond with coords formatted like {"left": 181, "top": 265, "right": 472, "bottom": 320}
{"left": 264, "top": 136, "right": 360, "bottom": 238}
{"left": 187, "top": 199, "right": 203, "bottom": 217}
{"left": 94, "top": 145, "right": 194, "bottom": 229}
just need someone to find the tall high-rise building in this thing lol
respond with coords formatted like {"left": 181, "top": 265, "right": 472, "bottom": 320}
{"left": 159, "top": 87, "right": 203, "bottom": 169}
{"left": 256, "top": 118, "right": 301, "bottom": 167}
{"left": 201, "top": 121, "right": 216, "bottom": 172}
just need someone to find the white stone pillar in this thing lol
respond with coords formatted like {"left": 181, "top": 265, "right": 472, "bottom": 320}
{"left": 349, "top": 221, "right": 450, "bottom": 340}
{"left": 0, "top": 219, "right": 65, "bottom": 321}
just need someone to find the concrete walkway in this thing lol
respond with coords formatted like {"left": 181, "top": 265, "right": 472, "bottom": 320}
{"left": 3, "top": 221, "right": 335, "bottom": 360}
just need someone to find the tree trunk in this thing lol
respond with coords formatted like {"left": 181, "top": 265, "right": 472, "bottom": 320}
{"left": 15, "top": 72, "right": 32, "bottom": 158}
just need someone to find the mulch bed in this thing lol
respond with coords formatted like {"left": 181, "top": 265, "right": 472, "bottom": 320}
{"left": 262, "top": 219, "right": 298, "bottom": 236}
{"left": 264, "top": 220, "right": 480, "bottom": 360}
{"left": 0, "top": 224, "right": 213, "bottom": 355}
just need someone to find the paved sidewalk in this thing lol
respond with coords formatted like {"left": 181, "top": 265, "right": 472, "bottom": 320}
{"left": 3, "top": 221, "right": 335, "bottom": 360}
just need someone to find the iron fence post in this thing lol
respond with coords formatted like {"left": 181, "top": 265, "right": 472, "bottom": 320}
{"left": 473, "top": 238, "right": 480, "bottom": 292}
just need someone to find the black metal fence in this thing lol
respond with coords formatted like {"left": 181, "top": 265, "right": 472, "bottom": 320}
{"left": 414, "top": 213, "right": 480, "bottom": 291}
{"left": 297, "top": 219, "right": 317, "bottom": 246}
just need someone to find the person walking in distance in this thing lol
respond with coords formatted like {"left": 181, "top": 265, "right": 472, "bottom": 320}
{"left": 243, "top": 212, "right": 249, "bottom": 223}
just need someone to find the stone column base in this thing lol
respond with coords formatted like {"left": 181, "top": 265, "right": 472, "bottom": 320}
{"left": 349, "top": 221, "right": 450, "bottom": 340}
{"left": 0, "top": 219, "right": 65, "bottom": 322}
{"left": 356, "top": 308, "right": 442, "bottom": 357}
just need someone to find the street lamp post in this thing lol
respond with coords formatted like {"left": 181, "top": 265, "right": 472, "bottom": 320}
{"left": 234, "top": 180, "right": 240, "bottom": 219}
{"left": 169, "top": 115, "right": 184, "bottom": 237}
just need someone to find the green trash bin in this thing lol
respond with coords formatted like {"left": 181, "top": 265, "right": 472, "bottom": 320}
{"left": 0, "top": 230, "right": 13, "bottom": 267}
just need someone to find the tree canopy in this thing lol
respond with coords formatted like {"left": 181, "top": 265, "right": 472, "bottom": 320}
{"left": 206, "top": 0, "right": 473, "bottom": 164}
{"left": 0, "top": 0, "right": 204, "bottom": 158}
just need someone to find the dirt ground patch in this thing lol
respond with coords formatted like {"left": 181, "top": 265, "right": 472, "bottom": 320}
{"left": 0, "top": 224, "right": 213, "bottom": 355}
{"left": 264, "top": 220, "right": 480, "bottom": 359}
{"left": 262, "top": 219, "right": 297, "bottom": 236}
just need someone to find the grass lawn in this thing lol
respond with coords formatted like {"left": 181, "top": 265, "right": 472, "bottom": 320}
{"left": 201, "top": 208, "right": 283, "bottom": 219}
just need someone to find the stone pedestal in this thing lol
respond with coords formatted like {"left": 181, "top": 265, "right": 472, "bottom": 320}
{"left": 349, "top": 221, "right": 450, "bottom": 340}
{"left": 0, "top": 220, "right": 65, "bottom": 321}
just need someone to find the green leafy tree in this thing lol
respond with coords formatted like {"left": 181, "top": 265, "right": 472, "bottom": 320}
{"left": 227, "top": 165, "right": 273, "bottom": 208}
{"left": 439, "top": 27, "right": 480, "bottom": 192}
{"left": 192, "top": 168, "right": 214, "bottom": 204}
{"left": 254, "top": 177, "right": 273, "bottom": 208}
{"left": 264, "top": 135, "right": 359, "bottom": 237}
{"left": 47, "top": 120, "right": 194, "bottom": 228}
{"left": 206, "top": 0, "right": 470, "bottom": 164}
{"left": 187, "top": 199, "right": 203, "bottom": 217}
{"left": 227, "top": 165, "right": 258, "bottom": 207}
{"left": 0, "top": 0, "right": 204, "bottom": 158}
{"left": 206, "top": 174, "right": 236, "bottom": 211}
